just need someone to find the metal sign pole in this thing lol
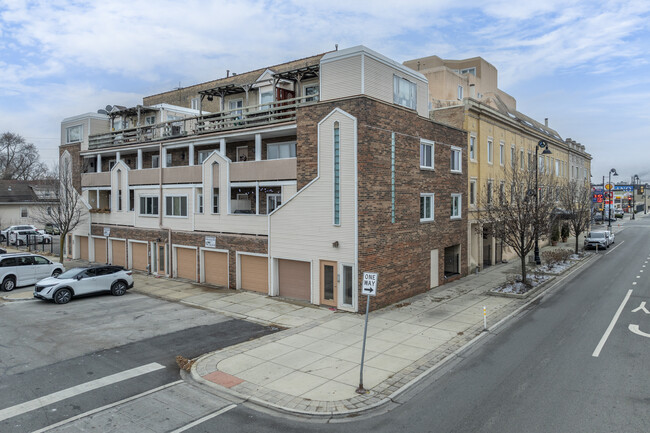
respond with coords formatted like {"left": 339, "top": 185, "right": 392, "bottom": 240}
{"left": 356, "top": 294, "right": 371, "bottom": 394}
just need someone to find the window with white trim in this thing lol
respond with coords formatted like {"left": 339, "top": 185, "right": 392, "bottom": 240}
{"left": 499, "top": 141, "right": 505, "bottom": 165}
{"left": 20, "top": 207, "right": 28, "bottom": 218}
{"left": 212, "top": 188, "right": 219, "bottom": 213}
{"left": 267, "top": 194, "right": 281, "bottom": 213}
{"left": 511, "top": 145, "right": 515, "bottom": 167}
{"left": 304, "top": 84, "right": 319, "bottom": 102}
{"left": 487, "top": 180, "right": 494, "bottom": 204}
{"left": 420, "top": 139, "right": 434, "bottom": 169}
{"left": 198, "top": 150, "right": 213, "bottom": 164}
{"left": 166, "top": 152, "right": 172, "bottom": 167}
{"left": 520, "top": 148, "right": 524, "bottom": 170}
{"left": 267, "top": 142, "right": 296, "bottom": 159}
{"left": 152, "top": 155, "right": 159, "bottom": 168}
{"left": 487, "top": 139, "right": 493, "bottom": 164}
{"left": 196, "top": 188, "right": 203, "bottom": 213}
{"left": 165, "top": 196, "right": 188, "bottom": 217}
{"left": 420, "top": 193, "right": 434, "bottom": 222}
{"left": 451, "top": 194, "right": 462, "bottom": 219}
{"left": 260, "top": 90, "right": 273, "bottom": 109}
{"left": 191, "top": 97, "right": 200, "bottom": 110}
{"left": 457, "top": 85, "right": 463, "bottom": 100}
{"left": 139, "top": 196, "right": 158, "bottom": 216}
{"left": 66, "top": 125, "right": 83, "bottom": 143}
{"left": 469, "top": 135, "right": 476, "bottom": 161}
{"left": 450, "top": 147, "right": 461, "bottom": 173}
{"left": 333, "top": 122, "right": 340, "bottom": 225}
{"left": 228, "top": 99, "right": 243, "bottom": 116}
{"left": 145, "top": 115, "right": 156, "bottom": 125}
{"left": 393, "top": 75, "right": 417, "bottom": 110}
{"left": 499, "top": 181, "right": 505, "bottom": 205}
{"left": 470, "top": 179, "right": 477, "bottom": 206}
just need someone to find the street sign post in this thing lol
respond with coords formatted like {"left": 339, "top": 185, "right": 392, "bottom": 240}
{"left": 357, "top": 272, "right": 378, "bottom": 394}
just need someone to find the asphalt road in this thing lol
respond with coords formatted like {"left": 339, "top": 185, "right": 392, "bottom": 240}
{"left": 0, "top": 292, "right": 276, "bottom": 433}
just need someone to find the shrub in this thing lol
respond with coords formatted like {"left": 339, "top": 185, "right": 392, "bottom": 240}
{"left": 561, "top": 223, "right": 570, "bottom": 239}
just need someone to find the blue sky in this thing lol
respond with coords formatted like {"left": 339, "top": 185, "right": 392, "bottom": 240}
{"left": 1, "top": 0, "right": 649, "bottom": 183}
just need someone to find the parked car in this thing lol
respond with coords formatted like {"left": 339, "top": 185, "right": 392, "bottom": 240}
{"left": 606, "top": 230, "right": 615, "bottom": 244}
{"left": 584, "top": 231, "right": 610, "bottom": 250}
{"left": 9, "top": 230, "right": 47, "bottom": 246}
{"left": 0, "top": 225, "right": 37, "bottom": 242}
{"left": 0, "top": 253, "right": 64, "bottom": 291}
{"left": 34, "top": 265, "right": 134, "bottom": 304}
{"left": 36, "top": 230, "right": 53, "bottom": 243}
{"left": 614, "top": 209, "right": 624, "bottom": 218}
{"left": 44, "top": 223, "right": 61, "bottom": 235}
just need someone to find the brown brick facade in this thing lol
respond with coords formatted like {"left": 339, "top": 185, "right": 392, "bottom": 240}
{"left": 297, "top": 97, "right": 468, "bottom": 311}
{"left": 90, "top": 224, "right": 267, "bottom": 289}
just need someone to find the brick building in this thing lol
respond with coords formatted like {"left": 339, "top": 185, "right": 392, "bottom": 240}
{"left": 62, "top": 46, "right": 467, "bottom": 312}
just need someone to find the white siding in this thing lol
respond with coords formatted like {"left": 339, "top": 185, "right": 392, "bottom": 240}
{"left": 269, "top": 108, "right": 357, "bottom": 309}
{"left": 320, "top": 55, "right": 362, "bottom": 101}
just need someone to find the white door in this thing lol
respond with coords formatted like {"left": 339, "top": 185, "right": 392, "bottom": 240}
{"left": 33, "top": 256, "right": 53, "bottom": 281}
{"left": 16, "top": 256, "right": 36, "bottom": 286}
{"left": 75, "top": 268, "right": 99, "bottom": 295}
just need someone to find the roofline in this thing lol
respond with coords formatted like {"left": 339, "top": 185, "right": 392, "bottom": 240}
{"left": 62, "top": 112, "right": 109, "bottom": 123}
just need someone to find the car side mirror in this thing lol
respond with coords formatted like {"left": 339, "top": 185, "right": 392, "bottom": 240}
{"left": 76, "top": 275, "right": 83, "bottom": 280}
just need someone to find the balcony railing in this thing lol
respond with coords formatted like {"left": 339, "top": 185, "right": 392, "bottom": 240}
{"left": 230, "top": 158, "right": 297, "bottom": 182}
{"left": 88, "top": 94, "right": 318, "bottom": 150}
{"left": 81, "top": 172, "right": 110, "bottom": 187}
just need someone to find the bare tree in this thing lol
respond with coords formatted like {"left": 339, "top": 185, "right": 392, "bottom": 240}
{"left": 33, "top": 155, "right": 86, "bottom": 263}
{"left": 475, "top": 154, "right": 558, "bottom": 284}
{"left": 0, "top": 132, "right": 50, "bottom": 180}
{"left": 559, "top": 179, "right": 592, "bottom": 254}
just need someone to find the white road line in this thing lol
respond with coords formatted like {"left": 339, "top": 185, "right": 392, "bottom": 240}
{"left": 0, "top": 362, "right": 165, "bottom": 422}
{"left": 605, "top": 240, "right": 625, "bottom": 255}
{"left": 169, "top": 404, "right": 237, "bottom": 433}
{"left": 31, "top": 380, "right": 182, "bottom": 433}
{"left": 592, "top": 290, "right": 633, "bottom": 358}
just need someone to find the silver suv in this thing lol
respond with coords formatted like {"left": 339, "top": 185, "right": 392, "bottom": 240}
{"left": 0, "top": 253, "right": 65, "bottom": 291}
{"left": 584, "top": 231, "right": 611, "bottom": 250}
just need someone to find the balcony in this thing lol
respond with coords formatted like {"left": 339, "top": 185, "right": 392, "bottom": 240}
{"left": 230, "top": 158, "right": 297, "bottom": 182}
{"left": 81, "top": 172, "right": 110, "bottom": 187}
{"left": 163, "top": 166, "right": 202, "bottom": 184}
{"left": 88, "top": 94, "right": 317, "bottom": 150}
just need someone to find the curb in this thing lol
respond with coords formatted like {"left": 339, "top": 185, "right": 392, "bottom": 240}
{"left": 185, "top": 251, "right": 600, "bottom": 418}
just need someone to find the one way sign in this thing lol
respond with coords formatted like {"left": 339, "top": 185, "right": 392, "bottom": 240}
{"left": 362, "top": 272, "right": 378, "bottom": 296}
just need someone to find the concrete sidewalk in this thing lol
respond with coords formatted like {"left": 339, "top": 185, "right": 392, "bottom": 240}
{"left": 0, "top": 221, "right": 631, "bottom": 415}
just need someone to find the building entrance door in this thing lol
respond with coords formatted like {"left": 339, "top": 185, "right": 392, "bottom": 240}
{"left": 320, "top": 260, "right": 337, "bottom": 307}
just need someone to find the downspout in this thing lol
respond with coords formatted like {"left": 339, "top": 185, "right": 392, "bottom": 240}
{"left": 158, "top": 142, "right": 172, "bottom": 276}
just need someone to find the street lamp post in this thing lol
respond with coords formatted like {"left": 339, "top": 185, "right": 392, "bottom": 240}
{"left": 607, "top": 168, "right": 617, "bottom": 231}
{"left": 534, "top": 140, "right": 552, "bottom": 265}
{"left": 632, "top": 174, "right": 639, "bottom": 220}
{"left": 645, "top": 183, "right": 648, "bottom": 215}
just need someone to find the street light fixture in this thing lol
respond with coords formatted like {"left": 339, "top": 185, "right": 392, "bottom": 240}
{"left": 607, "top": 168, "right": 618, "bottom": 231}
{"left": 534, "top": 140, "right": 552, "bottom": 265}
{"left": 632, "top": 174, "right": 639, "bottom": 220}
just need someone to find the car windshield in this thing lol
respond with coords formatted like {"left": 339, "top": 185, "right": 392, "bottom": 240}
{"left": 589, "top": 232, "right": 605, "bottom": 239}
{"left": 57, "top": 268, "right": 86, "bottom": 279}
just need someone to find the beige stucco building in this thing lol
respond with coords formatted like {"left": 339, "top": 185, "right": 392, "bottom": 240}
{"left": 404, "top": 55, "right": 592, "bottom": 272}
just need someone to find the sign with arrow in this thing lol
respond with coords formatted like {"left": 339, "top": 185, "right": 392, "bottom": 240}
{"left": 362, "top": 272, "right": 378, "bottom": 296}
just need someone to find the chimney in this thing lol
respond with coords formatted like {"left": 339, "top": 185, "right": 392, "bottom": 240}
{"left": 544, "top": 118, "right": 548, "bottom": 127}
{"left": 335, "top": 44, "right": 338, "bottom": 51}
{"left": 226, "top": 70, "right": 230, "bottom": 78}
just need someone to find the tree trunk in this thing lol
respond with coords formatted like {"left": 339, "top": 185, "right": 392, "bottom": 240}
{"left": 520, "top": 254, "right": 527, "bottom": 285}
{"left": 59, "top": 231, "right": 67, "bottom": 264}
{"left": 574, "top": 234, "right": 579, "bottom": 255}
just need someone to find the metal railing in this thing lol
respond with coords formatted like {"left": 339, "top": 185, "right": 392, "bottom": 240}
{"left": 88, "top": 94, "right": 318, "bottom": 150}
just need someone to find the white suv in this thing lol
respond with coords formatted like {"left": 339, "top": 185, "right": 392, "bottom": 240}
{"left": 0, "top": 253, "right": 65, "bottom": 291}
{"left": 0, "top": 225, "right": 37, "bottom": 242}
{"left": 34, "top": 266, "right": 134, "bottom": 304}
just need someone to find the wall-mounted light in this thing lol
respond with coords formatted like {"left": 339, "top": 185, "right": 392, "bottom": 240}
{"left": 207, "top": 95, "right": 214, "bottom": 101}
{"left": 332, "top": 241, "right": 339, "bottom": 248}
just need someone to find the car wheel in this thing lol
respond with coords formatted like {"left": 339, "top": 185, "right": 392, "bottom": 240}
{"left": 111, "top": 281, "right": 127, "bottom": 296}
{"left": 52, "top": 269, "right": 62, "bottom": 278}
{"left": 0, "top": 235, "right": 4, "bottom": 242}
{"left": 54, "top": 288, "right": 72, "bottom": 304}
{"left": 2, "top": 277, "right": 16, "bottom": 292}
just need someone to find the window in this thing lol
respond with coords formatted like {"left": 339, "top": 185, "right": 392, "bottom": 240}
{"left": 457, "top": 85, "right": 463, "bottom": 100}
{"left": 260, "top": 91, "right": 273, "bottom": 109}
{"left": 487, "top": 139, "right": 493, "bottom": 164}
{"left": 420, "top": 139, "right": 434, "bottom": 169}
{"left": 420, "top": 193, "right": 434, "bottom": 221}
{"left": 469, "top": 135, "right": 476, "bottom": 161}
{"left": 166, "top": 152, "right": 172, "bottom": 167}
{"left": 228, "top": 99, "right": 243, "bottom": 116}
{"left": 304, "top": 84, "right": 319, "bottom": 102}
{"left": 487, "top": 180, "right": 493, "bottom": 204}
{"left": 66, "top": 125, "right": 83, "bottom": 143}
{"left": 267, "top": 194, "right": 281, "bottom": 213}
{"left": 511, "top": 145, "right": 515, "bottom": 167}
{"left": 460, "top": 67, "right": 476, "bottom": 76}
{"left": 196, "top": 188, "right": 203, "bottom": 213}
{"left": 212, "top": 188, "right": 219, "bottom": 213}
{"left": 334, "top": 122, "right": 340, "bottom": 225}
{"left": 139, "top": 196, "right": 159, "bottom": 216}
{"left": 191, "top": 97, "right": 200, "bottom": 110}
{"left": 108, "top": 160, "right": 116, "bottom": 170}
{"left": 451, "top": 194, "right": 462, "bottom": 219}
{"left": 450, "top": 147, "right": 461, "bottom": 173}
{"left": 470, "top": 179, "right": 476, "bottom": 206}
{"left": 145, "top": 115, "right": 156, "bottom": 125}
{"left": 118, "top": 190, "right": 123, "bottom": 211}
{"left": 267, "top": 142, "right": 296, "bottom": 159}
{"left": 198, "top": 150, "right": 213, "bottom": 164}
{"left": 555, "top": 160, "right": 560, "bottom": 176}
{"left": 539, "top": 156, "right": 544, "bottom": 172}
{"left": 499, "top": 182, "right": 505, "bottom": 204}
{"left": 129, "top": 190, "right": 134, "bottom": 211}
{"left": 342, "top": 265, "right": 354, "bottom": 305}
{"left": 393, "top": 75, "right": 417, "bottom": 110}
{"left": 152, "top": 155, "right": 159, "bottom": 168}
{"left": 520, "top": 149, "right": 524, "bottom": 170}
{"left": 499, "top": 141, "right": 505, "bottom": 165}
{"left": 20, "top": 207, "right": 28, "bottom": 218}
{"left": 165, "top": 196, "right": 188, "bottom": 217}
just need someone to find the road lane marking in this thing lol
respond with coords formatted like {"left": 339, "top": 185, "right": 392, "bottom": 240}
{"left": 32, "top": 380, "right": 182, "bottom": 433}
{"left": 629, "top": 324, "right": 650, "bottom": 338}
{"left": 605, "top": 240, "right": 625, "bottom": 255}
{"left": 592, "top": 290, "right": 633, "bottom": 358}
{"left": 169, "top": 404, "right": 237, "bottom": 433}
{"left": 0, "top": 362, "right": 165, "bottom": 422}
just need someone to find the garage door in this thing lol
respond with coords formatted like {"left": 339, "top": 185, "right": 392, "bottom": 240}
{"left": 176, "top": 247, "right": 197, "bottom": 281}
{"left": 94, "top": 238, "right": 107, "bottom": 264}
{"left": 240, "top": 255, "right": 268, "bottom": 293}
{"left": 79, "top": 236, "right": 89, "bottom": 261}
{"left": 131, "top": 242, "right": 148, "bottom": 271}
{"left": 203, "top": 251, "right": 228, "bottom": 287}
{"left": 278, "top": 259, "right": 311, "bottom": 301}
{"left": 111, "top": 240, "right": 126, "bottom": 267}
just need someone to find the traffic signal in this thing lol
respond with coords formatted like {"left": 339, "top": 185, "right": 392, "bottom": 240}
{"left": 628, "top": 196, "right": 633, "bottom": 205}
{"left": 640, "top": 185, "right": 645, "bottom": 194}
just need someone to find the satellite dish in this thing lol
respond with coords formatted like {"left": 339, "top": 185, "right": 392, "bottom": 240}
{"left": 105, "top": 105, "right": 113, "bottom": 112}
{"left": 97, "top": 109, "right": 108, "bottom": 115}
